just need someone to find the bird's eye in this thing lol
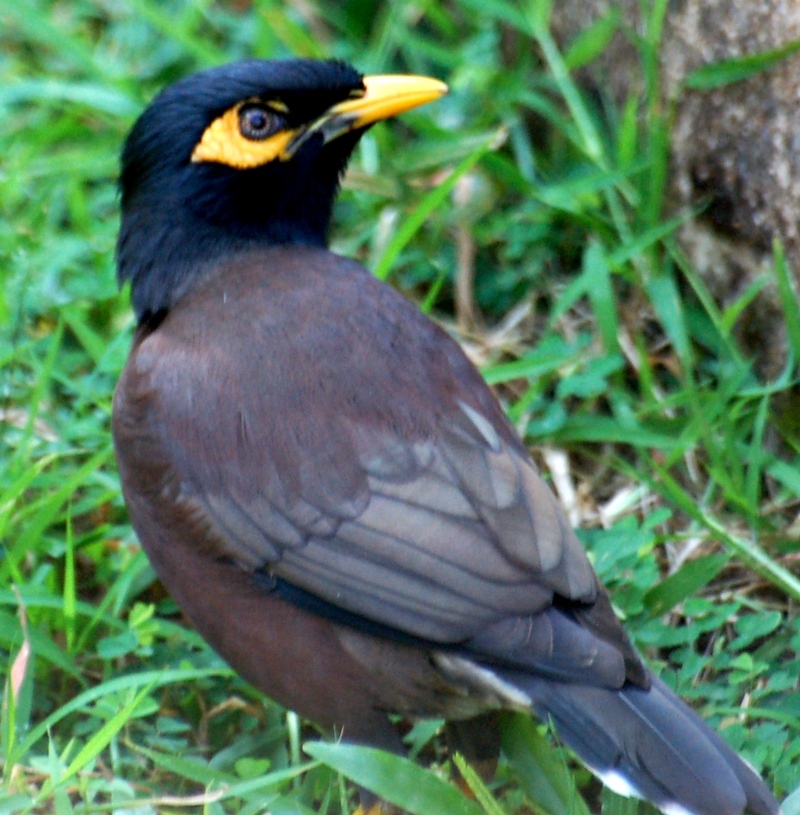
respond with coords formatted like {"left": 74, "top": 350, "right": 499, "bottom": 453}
{"left": 238, "top": 104, "right": 283, "bottom": 141}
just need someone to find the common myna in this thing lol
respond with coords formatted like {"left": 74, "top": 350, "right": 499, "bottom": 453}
{"left": 112, "top": 59, "right": 779, "bottom": 815}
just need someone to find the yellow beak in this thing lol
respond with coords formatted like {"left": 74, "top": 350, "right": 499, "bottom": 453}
{"left": 328, "top": 74, "right": 449, "bottom": 129}
{"left": 283, "top": 73, "right": 448, "bottom": 158}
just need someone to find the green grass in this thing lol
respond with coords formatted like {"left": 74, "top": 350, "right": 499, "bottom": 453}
{"left": 2, "top": 1, "right": 799, "bottom": 813}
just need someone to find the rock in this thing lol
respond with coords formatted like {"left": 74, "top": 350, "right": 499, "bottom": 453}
{"left": 552, "top": 0, "right": 800, "bottom": 375}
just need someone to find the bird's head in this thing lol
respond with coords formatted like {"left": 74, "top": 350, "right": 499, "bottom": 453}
{"left": 117, "top": 59, "right": 447, "bottom": 320}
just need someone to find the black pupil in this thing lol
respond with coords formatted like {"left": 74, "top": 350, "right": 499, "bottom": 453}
{"left": 239, "top": 105, "right": 278, "bottom": 140}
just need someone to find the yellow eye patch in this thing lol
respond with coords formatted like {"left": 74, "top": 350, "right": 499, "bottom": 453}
{"left": 190, "top": 75, "right": 448, "bottom": 170}
{"left": 191, "top": 101, "right": 295, "bottom": 169}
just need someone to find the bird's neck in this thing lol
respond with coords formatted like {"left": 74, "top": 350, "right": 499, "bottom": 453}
{"left": 117, "top": 205, "right": 328, "bottom": 322}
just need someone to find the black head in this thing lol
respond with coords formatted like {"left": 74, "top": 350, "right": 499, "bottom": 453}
{"left": 117, "top": 59, "right": 447, "bottom": 321}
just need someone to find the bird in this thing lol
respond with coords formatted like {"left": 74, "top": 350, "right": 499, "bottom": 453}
{"left": 112, "top": 58, "right": 780, "bottom": 815}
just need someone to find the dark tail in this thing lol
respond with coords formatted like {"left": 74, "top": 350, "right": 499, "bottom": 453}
{"left": 502, "top": 671, "right": 780, "bottom": 815}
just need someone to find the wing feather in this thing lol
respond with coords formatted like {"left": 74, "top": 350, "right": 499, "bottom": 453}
{"left": 124, "top": 251, "right": 620, "bottom": 664}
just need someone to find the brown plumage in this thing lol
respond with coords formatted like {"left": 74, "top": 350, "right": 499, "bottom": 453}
{"left": 112, "top": 59, "right": 780, "bottom": 815}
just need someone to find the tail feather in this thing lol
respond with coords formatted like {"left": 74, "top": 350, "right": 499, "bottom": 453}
{"left": 502, "top": 670, "right": 779, "bottom": 815}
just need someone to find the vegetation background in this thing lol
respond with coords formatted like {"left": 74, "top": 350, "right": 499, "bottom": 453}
{"left": 2, "top": 1, "right": 799, "bottom": 813}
